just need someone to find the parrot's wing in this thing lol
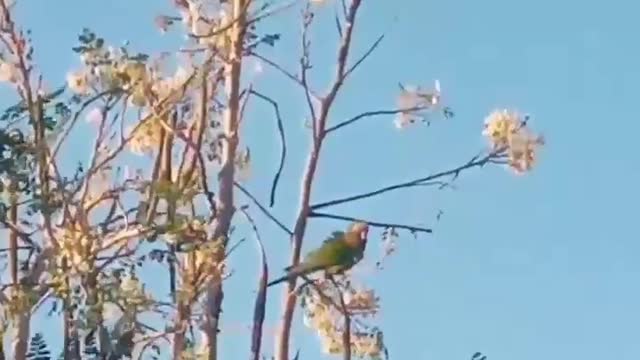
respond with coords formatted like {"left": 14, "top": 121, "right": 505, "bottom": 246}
{"left": 322, "top": 231, "right": 345, "bottom": 245}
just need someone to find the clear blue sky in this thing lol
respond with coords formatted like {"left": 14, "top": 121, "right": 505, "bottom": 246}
{"left": 9, "top": 0, "right": 640, "bottom": 359}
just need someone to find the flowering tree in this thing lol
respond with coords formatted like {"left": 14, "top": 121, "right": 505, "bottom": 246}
{"left": 0, "top": 0, "right": 543, "bottom": 359}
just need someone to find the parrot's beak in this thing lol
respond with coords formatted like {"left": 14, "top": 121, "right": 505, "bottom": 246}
{"left": 360, "top": 227, "right": 369, "bottom": 242}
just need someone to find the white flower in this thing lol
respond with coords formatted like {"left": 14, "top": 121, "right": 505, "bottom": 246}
{"left": 0, "top": 61, "right": 19, "bottom": 83}
{"left": 394, "top": 80, "right": 443, "bottom": 129}
{"left": 67, "top": 69, "right": 90, "bottom": 95}
{"left": 85, "top": 107, "right": 103, "bottom": 124}
{"left": 102, "top": 302, "right": 123, "bottom": 323}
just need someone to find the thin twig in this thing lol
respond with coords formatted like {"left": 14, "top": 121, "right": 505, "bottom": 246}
{"left": 225, "top": 238, "right": 247, "bottom": 258}
{"left": 311, "top": 151, "right": 500, "bottom": 210}
{"left": 343, "top": 34, "right": 384, "bottom": 80}
{"left": 234, "top": 181, "right": 293, "bottom": 235}
{"left": 248, "top": 89, "right": 287, "bottom": 208}
{"left": 325, "top": 106, "right": 428, "bottom": 134}
{"left": 300, "top": 3, "right": 318, "bottom": 137}
{"left": 50, "top": 89, "right": 122, "bottom": 162}
{"left": 249, "top": 52, "right": 321, "bottom": 101}
{"left": 309, "top": 211, "right": 432, "bottom": 234}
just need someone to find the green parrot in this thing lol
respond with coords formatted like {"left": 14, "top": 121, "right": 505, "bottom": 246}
{"left": 267, "top": 222, "right": 370, "bottom": 287}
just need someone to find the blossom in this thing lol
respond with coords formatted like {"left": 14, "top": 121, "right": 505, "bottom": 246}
{"left": 394, "top": 80, "right": 443, "bottom": 129}
{"left": 154, "top": 15, "right": 175, "bottom": 33}
{"left": 66, "top": 69, "right": 90, "bottom": 95}
{"left": 300, "top": 279, "right": 386, "bottom": 357}
{"left": 121, "top": 61, "right": 147, "bottom": 85}
{"left": 0, "top": 61, "right": 19, "bottom": 83}
{"left": 482, "top": 109, "right": 521, "bottom": 149}
{"left": 483, "top": 109, "right": 544, "bottom": 174}
{"left": 85, "top": 107, "right": 103, "bottom": 124}
{"left": 128, "top": 116, "right": 164, "bottom": 155}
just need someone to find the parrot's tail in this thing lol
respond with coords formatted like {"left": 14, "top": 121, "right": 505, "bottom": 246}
{"left": 266, "top": 275, "right": 291, "bottom": 287}
{"left": 266, "top": 263, "right": 324, "bottom": 287}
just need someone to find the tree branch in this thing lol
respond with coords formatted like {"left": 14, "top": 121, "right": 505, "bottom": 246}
{"left": 311, "top": 151, "right": 499, "bottom": 210}
{"left": 275, "top": 1, "right": 364, "bottom": 359}
{"left": 239, "top": 207, "right": 268, "bottom": 360}
{"left": 309, "top": 211, "right": 432, "bottom": 234}
{"left": 234, "top": 181, "right": 293, "bottom": 235}
{"left": 325, "top": 106, "right": 428, "bottom": 134}
{"left": 247, "top": 89, "right": 287, "bottom": 208}
{"left": 249, "top": 52, "right": 321, "bottom": 101}
{"left": 343, "top": 34, "right": 384, "bottom": 80}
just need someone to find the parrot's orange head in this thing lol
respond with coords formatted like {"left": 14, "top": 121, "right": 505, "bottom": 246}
{"left": 348, "top": 222, "right": 369, "bottom": 247}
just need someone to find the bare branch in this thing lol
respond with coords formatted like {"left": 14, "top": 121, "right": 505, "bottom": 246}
{"left": 311, "top": 151, "right": 499, "bottom": 210}
{"left": 343, "top": 34, "right": 384, "bottom": 80}
{"left": 309, "top": 211, "right": 432, "bottom": 234}
{"left": 234, "top": 181, "right": 293, "bottom": 236}
{"left": 238, "top": 207, "right": 269, "bottom": 360}
{"left": 50, "top": 89, "right": 122, "bottom": 161}
{"left": 325, "top": 106, "right": 428, "bottom": 134}
{"left": 300, "top": 4, "right": 318, "bottom": 137}
{"left": 247, "top": 89, "right": 287, "bottom": 208}
{"left": 276, "top": 1, "right": 365, "bottom": 359}
{"left": 249, "top": 52, "right": 321, "bottom": 100}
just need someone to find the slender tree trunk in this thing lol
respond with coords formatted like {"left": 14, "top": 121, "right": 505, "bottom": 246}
{"left": 202, "top": 1, "right": 247, "bottom": 358}
{"left": 12, "top": 313, "right": 29, "bottom": 360}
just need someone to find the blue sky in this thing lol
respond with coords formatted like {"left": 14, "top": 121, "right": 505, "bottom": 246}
{"left": 8, "top": 0, "right": 640, "bottom": 359}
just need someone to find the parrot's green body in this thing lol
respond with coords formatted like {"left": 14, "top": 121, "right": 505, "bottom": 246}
{"left": 267, "top": 222, "right": 369, "bottom": 287}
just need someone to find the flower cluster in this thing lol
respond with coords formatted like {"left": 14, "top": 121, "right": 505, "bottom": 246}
{"left": 57, "top": 222, "right": 99, "bottom": 275}
{"left": 375, "top": 227, "right": 399, "bottom": 270}
{"left": 483, "top": 109, "right": 544, "bottom": 174}
{"left": 300, "top": 279, "right": 386, "bottom": 359}
{"left": 175, "top": 0, "right": 232, "bottom": 50}
{"left": 394, "top": 80, "right": 450, "bottom": 129}
{"left": 127, "top": 115, "right": 165, "bottom": 155}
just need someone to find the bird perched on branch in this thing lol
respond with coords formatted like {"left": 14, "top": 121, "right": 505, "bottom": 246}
{"left": 267, "top": 222, "right": 369, "bottom": 287}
